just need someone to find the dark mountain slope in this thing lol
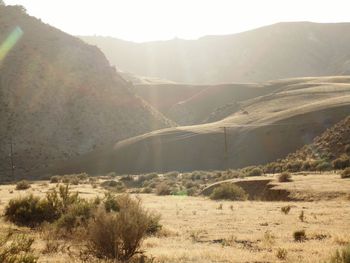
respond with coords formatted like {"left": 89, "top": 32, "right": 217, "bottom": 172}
{"left": 0, "top": 5, "right": 172, "bottom": 178}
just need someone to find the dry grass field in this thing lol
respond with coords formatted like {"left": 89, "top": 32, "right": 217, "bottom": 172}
{"left": 0, "top": 173, "right": 349, "bottom": 262}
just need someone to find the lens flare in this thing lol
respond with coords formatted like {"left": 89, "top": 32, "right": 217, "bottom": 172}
{"left": 0, "top": 26, "right": 23, "bottom": 62}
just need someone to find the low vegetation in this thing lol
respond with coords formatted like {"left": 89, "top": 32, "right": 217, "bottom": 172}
{"left": 210, "top": 183, "right": 248, "bottom": 201}
{"left": 341, "top": 168, "right": 350, "bottom": 179}
{"left": 328, "top": 244, "right": 350, "bottom": 263}
{"left": 278, "top": 172, "right": 292, "bottom": 182}
{"left": 15, "top": 180, "right": 31, "bottom": 190}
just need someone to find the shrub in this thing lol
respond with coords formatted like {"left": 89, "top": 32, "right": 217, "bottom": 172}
{"left": 210, "top": 184, "right": 248, "bottom": 201}
{"left": 276, "top": 248, "right": 288, "bottom": 260}
{"left": 278, "top": 172, "right": 292, "bottom": 182}
{"left": 317, "top": 161, "right": 332, "bottom": 171}
{"left": 293, "top": 230, "right": 306, "bottom": 242}
{"left": 103, "top": 192, "right": 120, "bottom": 212}
{"left": 4, "top": 195, "right": 53, "bottom": 227}
{"left": 247, "top": 167, "right": 263, "bottom": 177}
{"left": 333, "top": 157, "right": 350, "bottom": 170}
{"left": 156, "top": 183, "right": 171, "bottom": 195}
{"left": 86, "top": 195, "right": 156, "bottom": 261}
{"left": 55, "top": 200, "right": 95, "bottom": 233}
{"left": 281, "top": 205, "right": 291, "bottom": 215}
{"left": 341, "top": 168, "right": 350, "bottom": 179}
{"left": 0, "top": 232, "right": 38, "bottom": 263}
{"left": 101, "top": 180, "right": 125, "bottom": 192}
{"left": 5, "top": 185, "right": 79, "bottom": 227}
{"left": 286, "top": 160, "right": 303, "bottom": 172}
{"left": 15, "top": 180, "right": 31, "bottom": 190}
{"left": 50, "top": 176, "right": 61, "bottom": 183}
{"left": 328, "top": 244, "right": 350, "bottom": 263}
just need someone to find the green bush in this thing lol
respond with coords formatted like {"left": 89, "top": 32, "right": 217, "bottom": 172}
{"left": 5, "top": 185, "right": 79, "bottom": 227}
{"left": 210, "top": 184, "right": 248, "bottom": 201}
{"left": 278, "top": 172, "right": 292, "bottom": 182}
{"left": 341, "top": 168, "right": 350, "bottom": 179}
{"left": 15, "top": 180, "right": 31, "bottom": 190}
{"left": 4, "top": 195, "right": 55, "bottom": 227}
{"left": 317, "top": 161, "right": 332, "bottom": 171}
{"left": 247, "top": 167, "right": 263, "bottom": 177}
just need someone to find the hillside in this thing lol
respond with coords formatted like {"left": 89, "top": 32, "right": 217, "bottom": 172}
{"left": 0, "top": 5, "right": 173, "bottom": 178}
{"left": 81, "top": 22, "right": 350, "bottom": 84}
{"left": 269, "top": 115, "right": 350, "bottom": 172}
{"left": 43, "top": 76, "right": 350, "bottom": 175}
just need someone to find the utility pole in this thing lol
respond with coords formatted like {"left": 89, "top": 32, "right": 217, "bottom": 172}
{"left": 9, "top": 137, "right": 15, "bottom": 178}
{"left": 221, "top": 127, "right": 229, "bottom": 169}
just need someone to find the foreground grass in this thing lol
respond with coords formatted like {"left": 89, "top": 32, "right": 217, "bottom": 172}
{"left": 0, "top": 173, "right": 348, "bottom": 262}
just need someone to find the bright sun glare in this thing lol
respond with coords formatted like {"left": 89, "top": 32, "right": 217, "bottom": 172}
{"left": 3, "top": 0, "right": 350, "bottom": 42}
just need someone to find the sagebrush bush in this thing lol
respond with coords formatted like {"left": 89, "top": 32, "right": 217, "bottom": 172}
{"left": 4, "top": 195, "right": 54, "bottom": 227}
{"left": 341, "top": 168, "right": 350, "bottom": 179}
{"left": 101, "top": 180, "right": 125, "bottom": 192}
{"left": 281, "top": 205, "right": 291, "bottom": 214}
{"left": 15, "top": 180, "right": 31, "bottom": 190}
{"left": 50, "top": 176, "right": 61, "bottom": 183}
{"left": 278, "top": 172, "right": 292, "bottom": 182}
{"left": 293, "top": 230, "right": 306, "bottom": 242}
{"left": 0, "top": 232, "right": 38, "bottom": 263}
{"left": 247, "top": 167, "right": 263, "bottom": 177}
{"left": 210, "top": 184, "right": 248, "bottom": 201}
{"left": 155, "top": 183, "right": 171, "bottom": 195}
{"left": 86, "top": 195, "right": 157, "bottom": 261}
{"left": 5, "top": 185, "right": 80, "bottom": 227}
{"left": 276, "top": 248, "right": 288, "bottom": 260}
{"left": 333, "top": 157, "right": 350, "bottom": 170}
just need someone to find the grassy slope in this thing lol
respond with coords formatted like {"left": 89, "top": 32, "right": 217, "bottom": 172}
{"left": 43, "top": 76, "right": 350, "bottom": 175}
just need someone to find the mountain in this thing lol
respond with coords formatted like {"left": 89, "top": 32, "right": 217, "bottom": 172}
{"left": 132, "top": 82, "right": 281, "bottom": 125}
{"left": 0, "top": 5, "right": 173, "bottom": 178}
{"left": 81, "top": 22, "right": 350, "bottom": 84}
{"left": 43, "top": 76, "right": 350, "bottom": 175}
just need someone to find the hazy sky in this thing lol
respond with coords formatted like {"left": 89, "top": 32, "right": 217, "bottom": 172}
{"left": 4, "top": 0, "right": 350, "bottom": 42}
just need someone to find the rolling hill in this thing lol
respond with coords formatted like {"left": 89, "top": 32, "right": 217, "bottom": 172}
{"left": 43, "top": 76, "right": 350, "bottom": 176}
{"left": 0, "top": 5, "right": 173, "bottom": 178}
{"left": 81, "top": 22, "right": 350, "bottom": 84}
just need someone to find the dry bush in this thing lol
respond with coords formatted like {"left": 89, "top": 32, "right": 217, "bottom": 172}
{"left": 277, "top": 172, "right": 292, "bottom": 182}
{"left": 341, "top": 168, "right": 350, "bottom": 179}
{"left": 86, "top": 195, "right": 156, "bottom": 261}
{"left": 281, "top": 205, "right": 291, "bottom": 214}
{"left": 210, "top": 184, "right": 248, "bottom": 201}
{"left": 333, "top": 156, "right": 350, "bottom": 170}
{"left": 155, "top": 183, "right": 171, "bottom": 195}
{"left": 0, "top": 232, "right": 38, "bottom": 263}
{"left": 15, "top": 180, "right": 31, "bottom": 190}
{"left": 293, "top": 230, "right": 306, "bottom": 242}
{"left": 328, "top": 244, "right": 350, "bottom": 263}
{"left": 101, "top": 180, "right": 126, "bottom": 193}
{"left": 50, "top": 176, "right": 61, "bottom": 183}
{"left": 276, "top": 248, "right": 288, "bottom": 260}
